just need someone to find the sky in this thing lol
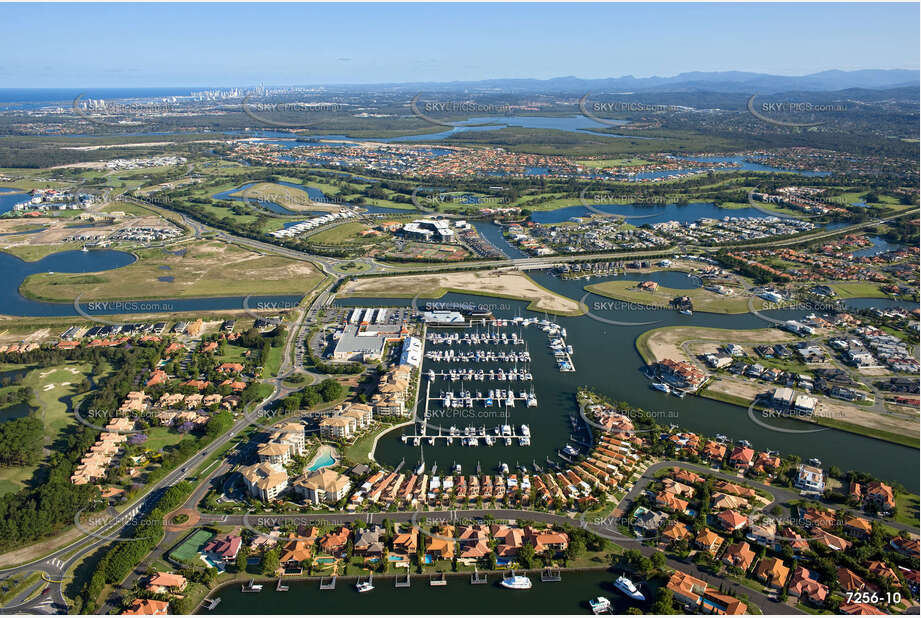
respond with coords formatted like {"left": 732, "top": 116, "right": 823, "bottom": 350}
{"left": 2, "top": 2, "right": 919, "bottom": 88}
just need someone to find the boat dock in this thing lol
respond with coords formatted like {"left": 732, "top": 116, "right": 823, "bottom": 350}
{"left": 204, "top": 598, "right": 221, "bottom": 611}
{"left": 319, "top": 576, "right": 336, "bottom": 590}
{"left": 471, "top": 567, "right": 488, "bottom": 584}
{"left": 275, "top": 579, "right": 289, "bottom": 591}
{"left": 395, "top": 567, "right": 411, "bottom": 588}
{"left": 541, "top": 568, "right": 562, "bottom": 582}
{"left": 429, "top": 571, "right": 447, "bottom": 587}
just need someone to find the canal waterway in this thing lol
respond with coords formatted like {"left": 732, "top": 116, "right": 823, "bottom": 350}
{"left": 201, "top": 568, "right": 653, "bottom": 615}
{"left": 336, "top": 271, "right": 919, "bottom": 491}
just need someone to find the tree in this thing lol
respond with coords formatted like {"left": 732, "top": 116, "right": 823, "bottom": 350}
{"left": 650, "top": 551, "right": 666, "bottom": 571}
{"left": 236, "top": 548, "right": 249, "bottom": 573}
{"left": 518, "top": 542, "right": 536, "bottom": 569}
{"left": 651, "top": 588, "right": 676, "bottom": 615}
{"left": 261, "top": 547, "right": 280, "bottom": 575}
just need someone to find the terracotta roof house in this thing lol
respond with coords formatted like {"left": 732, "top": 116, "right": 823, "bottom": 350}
{"left": 788, "top": 567, "right": 829, "bottom": 605}
{"left": 867, "top": 561, "right": 899, "bottom": 584}
{"left": 393, "top": 528, "right": 419, "bottom": 554}
{"left": 672, "top": 467, "right": 704, "bottom": 485}
{"left": 426, "top": 533, "right": 455, "bottom": 560}
{"left": 459, "top": 538, "right": 491, "bottom": 559}
{"left": 661, "top": 521, "right": 691, "bottom": 544}
{"left": 354, "top": 526, "right": 385, "bottom": 557}
{"left": 844, "top": 517, "right": 873, "bottom": 538}
{"left": 729, "top": 446, "right": 755, "bottom": 469}
{"left": 891, "top": 536, "right": 920, "bottom": 557}
{"left": 716, "top": 510, "right": 748, "bottom": 532}
{"left": 754, "top": 556, "right": 790, "bottom": 588}
{"left": 203, "top": 534, "right": 242, "bottom": 562}
{"left": 813, "top": 528, "right": 851, "bottom": 552}
{"left": 319, "top": 527, "right": 351, "bottom": 555}
{"left": 524, "top": 526, "right": 569, "bottom": 554}
{"left": 666, "top": 570, "right": 708, "bottom": 606}
{"left": 279, "top": 534, "right": 313, "bottom": 565}
{"left": 695, "top": 528, "right": 724, "bottom": 555}
{"left": 837, "top": 567, "right": 870, "bottom": 592}
{"left": 122, "top": 599, "right": 169, "bottom": 615}
{"left": 146, "top": 572, "right": 188, "bottom": 594}
{"left": 655, "top": 491, "right": 689, "bottom": 514}
{"left": 864, "top": 481, "right": 896, "bottom": 511}
{"left": 722, "top": 541, "right": 756, "bottom": 572}
{"left": 839, "top": 603, "right": 887, "bottom": 615}
{"left": 701, "top": 590, "right": 748, "bottom": 615}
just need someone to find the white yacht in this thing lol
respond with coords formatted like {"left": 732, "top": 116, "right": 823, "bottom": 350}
{"left": 613, "top": 575, "right": 645, "bottom": 601}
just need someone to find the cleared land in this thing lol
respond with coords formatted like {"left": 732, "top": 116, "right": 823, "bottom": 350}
{"left": 233, "top": 182, "right": 340, "bottom": 213}
{"left": 636, "top": 325, "right": 796, "bottom": 365}
{"left": 587, "top": 280, "right": 767, "bottom": 314}
{"left": 20, "top": 239, "right": 324, "bottom": 302}
{"left": 339, "top": 270, "right": 583, "bottom": 315}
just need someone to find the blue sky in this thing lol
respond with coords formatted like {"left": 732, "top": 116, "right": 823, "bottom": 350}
{"left": 2, "top": 3, "right": 918, "bottom": 87}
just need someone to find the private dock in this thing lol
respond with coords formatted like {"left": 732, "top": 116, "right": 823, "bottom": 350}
{"left": 319, "top": 576, "right": 336, "bottom": 590}
{"left": 275, "top": 579, "right": 289, "bottom": 592}
{"left": 395, "top": 567, "right": 411, "bottom": 588}
{"left": 541, "top": 568, "right": 562, "bottom": 582}
{"left": 429, "top": 571, "right": 447, "bottom": 586}
{"left": 204, "top": 598, "right": 221, "bottom": 611}
{"left": 471, "top": 567, "right": 488, "bottom": 584}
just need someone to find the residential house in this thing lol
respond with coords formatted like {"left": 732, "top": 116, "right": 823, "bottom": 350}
{"left": 722, "top": 541, "right": 756, "bottom": 572}
{"left": 754, "top": 556, "right": 790, "bottom": 588}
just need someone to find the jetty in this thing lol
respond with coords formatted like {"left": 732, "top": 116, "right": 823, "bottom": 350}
{"left": 204, "top": 598, "right": 221, "bottom": 611}
{"left": 395, "top": 567, "right": 411, "bottom": 588}
{"left": 319, "top": 575, "right": 336, "bottom": 590}
{"left": 541, "top": 568, "right": 562, "bottom": 582}
{"left": 429, "top": 571, "right": 447, "bottom": 586}
{"left": 275, "top": 579, "right": 289, "bottom": 592}
{"left": 471, "top": 567, "right": 488, "bottom": 585}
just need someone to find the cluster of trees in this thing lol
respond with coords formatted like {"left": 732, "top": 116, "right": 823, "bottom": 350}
{"left": 278, "top": 378, "right": 344, "bottom": 412}
{"left": 0, "top": 416, "right": 44, "bottom": 466}
{"left": 78, "top": 481, "right": 194, "bottom": 613}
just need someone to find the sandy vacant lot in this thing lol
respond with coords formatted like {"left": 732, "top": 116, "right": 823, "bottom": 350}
{"left": 704, "top": 377, "right": 917, "bottom": 438}
{"left": 0, "top": 213, "right": 169, "bottom": 250}
{"left": 340, "top": 269, "right": 583, "bottom": 315}
{"left": 642, "top": 326, "right": 796, "bottom": 364}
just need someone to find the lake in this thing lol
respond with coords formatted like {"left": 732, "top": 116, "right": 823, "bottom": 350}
{"left": 0, "top": 249, "right": 302, "bottom": 318}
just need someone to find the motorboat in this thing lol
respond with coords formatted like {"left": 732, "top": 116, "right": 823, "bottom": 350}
{"left": 651, "top": 382, "right": 671, "bottom": 394}
{"left": 590, "top": 597, "right": 612, "bottom": 614}
{"left": 613, "top": 575, "right": 645, "bottom": 601}
{"left": 499, "top": 574, "right": 532, "bottom": 590}
{"left": 356, "top": 581, "right": 374, "bottom": 593}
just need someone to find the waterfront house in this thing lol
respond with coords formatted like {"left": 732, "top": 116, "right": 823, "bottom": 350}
{"left": 794, "top": 464, "right": 825, "bottom": 493}
{"left": 202, "top": 534, "right": 242, "bottom": 564}
{"left": 666, "top": 570, "right": 708, "bottom": 607}
{"left": 392, "top": 527, "right": 418, "bottom": 554}
{"left": 729, "top": 446, "right": 755, "bottom": 470}
{"left": 319, "top": 527, "right": 351, "bottom": 555}
{"left": 354, "top": 526, "right": 385, "bottom": 557}
{"left": 145, "top": 572, "right": 187, "bottom": 594}
{"left": 122, "top": 599, "right": 169, "bottom": 615}
{"left": 279, "top": 534, "right": 313, "bottom": 569}
{"left": 864, "top": 481, "right": 896, "bottom": 512}
{"left": 426, "top": 528, "right": 456, "bottom": 560}
{"left": 703, "top": 441, "right": 727, "bottom": 465}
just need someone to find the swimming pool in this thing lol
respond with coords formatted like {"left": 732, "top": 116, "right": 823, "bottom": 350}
{"left": 308, "top": 450, "right": 336, "bottom": 471}
{"left": 316, "top": 557, "right": 336, "bottom": 565}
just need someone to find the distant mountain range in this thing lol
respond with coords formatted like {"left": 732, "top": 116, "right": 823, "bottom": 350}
{"left": 348, "top": 69, "right": 919, "bottom": 94}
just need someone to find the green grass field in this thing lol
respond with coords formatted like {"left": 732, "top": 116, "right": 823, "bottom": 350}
{"left": 20, "top": 239, "right": 324, "bottom": 302}
{"left": 586, "top": 280, "right": 766, "bottom": 314}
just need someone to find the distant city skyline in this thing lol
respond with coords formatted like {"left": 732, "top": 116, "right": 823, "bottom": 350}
{"left": 2, "top": 3, "right": 918, "bottom": 88}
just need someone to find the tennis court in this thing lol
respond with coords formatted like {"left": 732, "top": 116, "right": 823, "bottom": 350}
{"left": 169, "top": 529, "right": 215, "bottom": 563}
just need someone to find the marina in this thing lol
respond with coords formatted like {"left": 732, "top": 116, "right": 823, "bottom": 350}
{"left": 200, "top": 569, "right": 651, "bottom": 615}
